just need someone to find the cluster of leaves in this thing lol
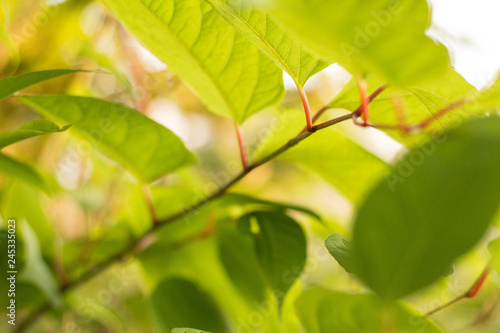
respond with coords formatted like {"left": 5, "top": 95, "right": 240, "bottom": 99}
{"left": 2, "top": 0, "right": 500, "bottom": 332}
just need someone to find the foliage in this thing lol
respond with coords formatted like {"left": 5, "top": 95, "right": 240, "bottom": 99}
{"left": 0, "top": 0, "right": 500, "bottom": 332}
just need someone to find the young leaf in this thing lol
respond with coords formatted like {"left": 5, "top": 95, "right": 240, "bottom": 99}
{"left": 352, "top": 117, "right": 500, "bottom": 300}
{"left": 240, "top": 211, "right": 307, "bottom": 305}
{"left": 172, "top": 329, "right": 212, "bottom": 333}
{"left": 0, "top": 152, "right": 47, "bottom": 191}
{"left": 17, "top": 95, "right": 195, "bottom": 182}
{"left": 325, "top": 234, "right": 355, "bottom": 274}
{"left": 329, "top": 69, "right": 479, "bottom": 146}
{"left": 295, "top": 288, "right": 444, "bottom": 333}
{"left": 150, "top": 278, "right": 228, "bottom": 332}
{"left": 0, "top": 120, "right": 70, "bottom": 149}
{"left": 101, "top": 0, "right": 284, "bottom": 123}
{"left": 0, "top": 69, "right": 88, "bottom": 101}
{"left": 260, "top": 0, "right": 449, "bottom": 85}
{"left": 205, "top": 0, "right": 329, "bottom": 85}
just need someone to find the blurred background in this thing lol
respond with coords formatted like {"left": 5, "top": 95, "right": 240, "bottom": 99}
{"left": 1, "top": 0, "right": 500, "bottom": 332}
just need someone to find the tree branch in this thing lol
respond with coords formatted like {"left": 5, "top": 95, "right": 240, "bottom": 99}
{"left": 425, "top": 265, "right": 491, "bottom": 317}
{"left": 15, "top": 88, "right": 386, "bottom": 333}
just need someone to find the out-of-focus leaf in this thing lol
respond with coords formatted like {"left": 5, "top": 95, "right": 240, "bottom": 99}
{"left": 18, "top": 95, "right": 196, "bottom": 182}
{"left": 1, "top": 183, "right": 54, "bottom": 257}
{"left": 240, "top": 211, "right": 307, "bottom": 306}
{"left": 150, "top": 277, "right": 228, "bottom": 333}
{"left": 255, "top": 109, "right": 387, "bottom": 203}
{"left": 0, "top": 152, "right": 47, "bottom": 191}
{"left": 295, "top": 288, "right": 444, "bottom": 333}
{"left": 261, "top": 0, "right": 449, "bottom": 85}
{"left": 325, "top": 234, "right": 355, "bottom": 274}
{"left": 101, "top": 0, "right": 284, "bottom": 123}
{"left": 0, "top": 69, "right": 88, "bottom": 100}
{"left": 0, "top": 120, "right": 70, "bottom": 149}
{"left": 329, "top": 69, "right": 479, "bottom": 146}
{"left": 488, "top": 238, "right": 500, "bottom": 274}
{"left": 474, "top": 74, "right": 500, "bottom": 111}
{"left": 206, "top": 0, "right": 328, "bottom": 86}
{"left": 219, "top": 193, "right": 321, "bottom": 221}
{"left": 353, "top": 117, "right": 500, "bottom": 300}
{"left": 217, "top": 225, "right": 268, "bottom": 303}
{"left": 0, "top": 0, "right": 19, "bottom": 76}
{"left": 19, "top": 221, "right": 62, "bottom": 308}
{"left": 326, "top": 233, "right": 454, "bottom": 277}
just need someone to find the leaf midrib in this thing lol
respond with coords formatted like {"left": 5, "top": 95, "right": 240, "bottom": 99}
{"left": 134, "top": 0, "right": 239, "bottom": 120}
{"left": 206, "top": 0, "right": 301, "bottom": 86}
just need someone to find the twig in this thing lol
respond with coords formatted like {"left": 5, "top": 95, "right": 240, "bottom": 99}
{"left": 425, "top": 265, "right": 491, "bottom": 317}
{"left": 299, "top": 84, "right": 387, "bottom": 135}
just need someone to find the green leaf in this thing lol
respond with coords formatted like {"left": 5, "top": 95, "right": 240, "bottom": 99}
{"left": 19, "top": 221, "right": 62, "bottom": 308}
{"left": 255, "top": 109, "right": 388, "bottom": 203}
{"left": 1, "top": 183, "right": 55, "bottom": 257}
{"left": 101, "top": 0, "right": 284, "bottom": 123}
{"left": 150, "top": 277, "right": 228, "bottom": 333}
{"left": 325, "top": 234, "right": 355, "bottom": 274}
{"left": 0, "top": 120, "right": 70, "bottom": 149}
{"left": 172, "top": 329, "right": 212, "bottom": 333}
{"left": 0, "top": 69, "right": 88, "bottom": 101}
{"left": 329, "top": 69, "right": 479, "bottom": 146}
{"left": 240, "top": 211, "right": 307, "bottom": 305}
{"left": 326, "top": 233, "right": 454, "bottom": 277}
{"left": 261, "top": 0, "right": 449, "bottom": 85}
{"left": 352, "top": 117, "right": 500, "bottom": 300}
{"left": 17, "top": 95, "right": 196, "bottom": 182}
{"left": 474, "top": 73, "right": 500, "bottom": 111}
{"left": 205, "top": 0, "right": 329, "bottom": 86}
{"left": 295, "top": 288, "right": 444, "bottom": 333}
{"left": 0, "top": 152, "right": 47, "bottom": 191}
{"left": 220, "top": 193, "right": 321, "bottom": 221}
{"left": 217, "top": 225, "right": 268, "bottom": 303}
{"left": 488, "top": 238, "right": 500, "bottom": 274}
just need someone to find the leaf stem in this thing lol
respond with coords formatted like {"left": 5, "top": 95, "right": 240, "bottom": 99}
{"left": 297, "top": 84, "right": 314, "bottom": 131}
{"left": 142, "top": 183, "right": 159, "bottom": 225}
{"left": 416, "top": 99, "right": 468, "bottom": 130}
{"left": 391, "top": 95, "right": 408, "bottom": 133}
{"left": 357, "top": 77, "right": 370, "bottom": 126}
{"left": 425, "top": 265, "right": 491, "bottom": 317}
{"left": 352, "top": 98, "right": 469, "bottom": 133}
{"left": 234, "top": 122, "right": 250, "bottom": 171}
{"left": 298, "top": 84, "right": 387, "bottom": 135}
{"left": 313, "top": 85, "right": 387, "bottom": 131}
